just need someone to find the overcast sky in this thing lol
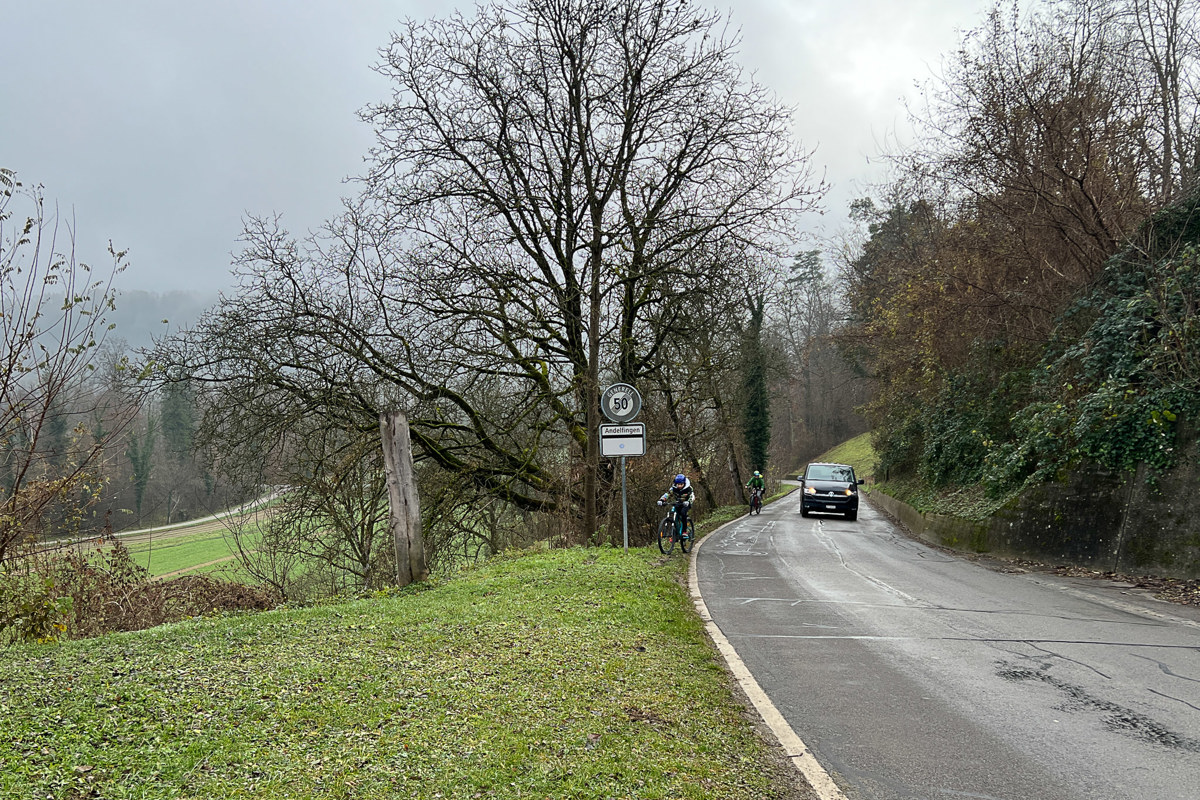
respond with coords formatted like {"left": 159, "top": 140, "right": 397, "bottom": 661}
{"left": 1, "top": 0, "right": 994, "bottom": 296}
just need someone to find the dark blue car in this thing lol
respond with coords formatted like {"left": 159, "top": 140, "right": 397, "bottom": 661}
{"left": 800, "top": 462, "right": 863, "bottom": 521}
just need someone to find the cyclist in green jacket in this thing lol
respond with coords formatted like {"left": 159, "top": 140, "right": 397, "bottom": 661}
{"left": 745, "top": 470, "right": 765, "bottom": 510}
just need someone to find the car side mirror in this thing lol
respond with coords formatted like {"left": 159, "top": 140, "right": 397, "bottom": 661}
{"left": 857, "top": 479, "right": 864, "bottom": 485}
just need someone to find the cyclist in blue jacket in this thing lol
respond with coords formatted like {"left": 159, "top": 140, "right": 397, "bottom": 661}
{"left": 658, "top": 473, "right": 695, "bottom": 538}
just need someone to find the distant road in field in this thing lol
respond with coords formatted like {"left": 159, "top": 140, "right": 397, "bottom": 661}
{"left": 111, "top": 493, "right": 279, "bottom": 547}
{"left": 154, "top": 555, "right": 243, "bottom": 580}
{"left": 40, "top": 495, "right": 277, "bottom": 581}
{"left": 696, "top": 490, "right": 1200, "bottom": 800}
{"left": 105, "top": 496, "right": 277, "bottom": 579}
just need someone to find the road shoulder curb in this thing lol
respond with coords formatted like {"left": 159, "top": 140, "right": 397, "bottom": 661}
{"left": 690, "top": 508, "right": 849, "bottom": 800}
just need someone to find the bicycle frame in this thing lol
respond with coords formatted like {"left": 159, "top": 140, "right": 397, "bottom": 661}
{"left": 657, "top": 500, "right": 693, "bottom": 554}
{"left": 747, "top": 487, "right": 763, "bottom": 514}
{"left": 678, "top": 501, "right": 691, "bottom": 526}
{"left": 663, "top": 501, "right": 690, "bottom": 538}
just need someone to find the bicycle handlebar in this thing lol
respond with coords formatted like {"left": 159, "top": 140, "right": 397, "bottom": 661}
{"left": 660, "top": 500, "right": 690, "bottom": 517}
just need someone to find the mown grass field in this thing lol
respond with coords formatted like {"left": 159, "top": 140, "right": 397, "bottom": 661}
{"left": 119, "top": 527, "right": 252, "bottom": 578}
{"left": 1, "top": 540, "right": 807, "bottom": 800}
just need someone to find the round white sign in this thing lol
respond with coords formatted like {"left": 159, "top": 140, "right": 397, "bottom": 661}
{"left": 601, "top": 383, "right": 642, "bottom": 423}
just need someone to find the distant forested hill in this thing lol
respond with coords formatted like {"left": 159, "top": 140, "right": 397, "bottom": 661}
{"left": 108, "top": 289, "right": 218, "bottom": 351}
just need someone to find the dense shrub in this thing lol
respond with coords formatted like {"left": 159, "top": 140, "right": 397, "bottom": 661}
{"left": 0, "top": 573, "right": 72, "bottom": 644}
{"left": 870, "top": 407, "right": 925, "bottom": 481}
{"left": 980, "top": 401, "right": 1073, "bottom": 495}
{"left": 921, "top": 367, "right": 1029, "bottom": 487}
{"left": 0, "top": 542, "right": 280, "bottom": 643}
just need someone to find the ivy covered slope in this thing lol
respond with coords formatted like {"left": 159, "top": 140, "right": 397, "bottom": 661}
{"left": 867, "top": 189, "right": 1200, "bottom": 521}
{"left": 985, "top": 194, "right": 1200, "bottom": 492}
{"left": 0, "top": 547, "right": 805, "bottom": 800}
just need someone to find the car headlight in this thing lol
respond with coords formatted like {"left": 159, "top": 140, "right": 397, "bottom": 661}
{"left": 804, "top": 485, "right": 816, "bottom": 494}
{"left": 844, "top": 488, "right": 855, "bottom": 496}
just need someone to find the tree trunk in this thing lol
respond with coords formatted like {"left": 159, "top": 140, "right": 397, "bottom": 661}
{"left": 583, "top": 217, "right": 604, "bottom": 545}
{"left": 380, "top": 410, "right": 430, "bottom": 586}
{"left": 728, "top": 446, "right": 744, "bottom": 504}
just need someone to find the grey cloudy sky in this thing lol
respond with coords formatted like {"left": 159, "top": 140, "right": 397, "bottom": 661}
{"left": 1, "top": 0, "right": 992, "bottom": 295}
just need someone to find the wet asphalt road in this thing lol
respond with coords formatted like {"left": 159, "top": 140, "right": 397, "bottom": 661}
{"left": 695, "top": 489, "right": 1200, "bottom": 800}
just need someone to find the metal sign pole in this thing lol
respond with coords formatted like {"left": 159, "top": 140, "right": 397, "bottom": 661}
{"left": 600, "top": 384, "right": 642, "bottom": 555}
{"left": 622, "top": 456, "right": 629, "bottom": 553}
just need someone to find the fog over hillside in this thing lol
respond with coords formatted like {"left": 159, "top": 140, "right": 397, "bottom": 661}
{"left": 106, "top": 289, "right": 218, "bottom": 351}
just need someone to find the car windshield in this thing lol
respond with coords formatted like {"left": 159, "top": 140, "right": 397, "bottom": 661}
{"left": 806, "top": 465, "right": 854, "bottom": 482}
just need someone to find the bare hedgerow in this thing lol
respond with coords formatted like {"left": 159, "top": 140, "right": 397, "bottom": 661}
{"left": 0, "top": 542, "right": 280, "bottom": 643}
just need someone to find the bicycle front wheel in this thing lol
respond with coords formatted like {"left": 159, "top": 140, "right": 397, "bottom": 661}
{"left": 679, "top": 520, "right": 695, "bottom": 553}
{"left": 657, "top": 517, "right": 675, "bottom": 555}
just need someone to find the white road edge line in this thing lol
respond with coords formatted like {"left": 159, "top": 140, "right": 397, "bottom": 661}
{"left": 691, "top": 513, "right": 849, "bottom": 800}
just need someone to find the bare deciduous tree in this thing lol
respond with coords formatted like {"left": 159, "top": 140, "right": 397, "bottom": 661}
{"left": 1, "top": 169, "right": 127, "bottom": 562}
{"left": 839, "top": 0, "right": 1200, "bottom": 484}
{"left": 1125, "top": 0, "right": 1200, "bottom": 198}
{"left": 905, "top": 0, "right": 1150, "bottom": 305}
{"left": 360, "top": 0, "right": 822, "bottom": 539}
{"left": 160, "top": 0, "right": 823, "bottom": 549}
{"left": 770, "top": 250, "right": 869, "bottom": 468}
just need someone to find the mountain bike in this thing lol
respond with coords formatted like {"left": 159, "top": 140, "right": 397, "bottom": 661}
{"left": 748, "top": 487, "right": 763, "bottom": 515}
{"left": 657, "top": 501, "right": 694, "bottom": 555}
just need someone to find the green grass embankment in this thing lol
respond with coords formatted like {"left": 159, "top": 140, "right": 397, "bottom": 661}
{"left": 868, "top": 477, "right": 1005, "bottom": 522}
{"left": 0, "top": 545, "right": 803, "bottom": 800}
{"left": 794, "top": 432, "right": 877, "bottom": 480}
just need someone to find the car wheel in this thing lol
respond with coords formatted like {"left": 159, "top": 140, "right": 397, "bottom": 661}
{"left": 800, "top": 506, "right": 809, "bottom": 518}
{"left": 846, "top": 510, "right": 857, "bottom": 521}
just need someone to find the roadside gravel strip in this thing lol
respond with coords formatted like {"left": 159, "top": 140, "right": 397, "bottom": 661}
{"left": 691, "top": 516, "right": 849, "bottom": 800}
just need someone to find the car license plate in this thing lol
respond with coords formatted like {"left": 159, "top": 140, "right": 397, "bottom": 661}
{"left": 826, "top": 504, "right": 837, "bottom": 509}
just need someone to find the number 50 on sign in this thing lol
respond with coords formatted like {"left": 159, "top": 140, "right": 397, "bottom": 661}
{"left": 600, "top": 383, "right": 642, "bottom": 423}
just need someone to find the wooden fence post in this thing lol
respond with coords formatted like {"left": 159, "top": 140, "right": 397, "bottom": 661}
{"left": 380, "top": 410, "right": 430, "bottom": 586}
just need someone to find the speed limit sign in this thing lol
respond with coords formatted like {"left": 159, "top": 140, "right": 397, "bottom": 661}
{"left": 600, "top": 383, "right": 642, "bottom": 423}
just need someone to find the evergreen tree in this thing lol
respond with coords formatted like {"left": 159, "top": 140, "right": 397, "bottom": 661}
{"left": 160, "top": 380, "right": 195, "bottom": 464}
{"left": 126, "top": 414, "right": 157, "bottom": 524}
{"left": 741, "top": 292, "right": 770, "bottom": 474}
